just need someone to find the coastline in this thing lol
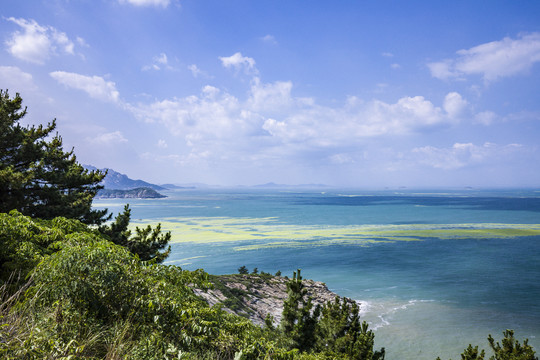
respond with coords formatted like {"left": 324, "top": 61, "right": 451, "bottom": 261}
{"left": 194, "top": 274, "right": 360, "bottom": 326}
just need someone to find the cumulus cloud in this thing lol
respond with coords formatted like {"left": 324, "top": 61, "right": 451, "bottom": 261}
{"left": 119, "top": 0, "right": 170, "bottom": 7}
{"left": 130, "top": 72, "right": 469, "bottom": 156}
{"left": 412, "top": 142, "right": 523, "bottom": 169}
{"left": 90, "top": 131, "right": 128, "bottom": 144}
{"left": 428, "top": 32, "right": 540, "bottom": 82}
{"left": 130, "top": 86, "right": 248, "bottom": 141}
{"left": 50, "top": 71, "right": 120, "bottom": 103}
{"left": 5, "top": 18, "right": 77, "bottom": 64}
{"left": 219, "top": 52, "right": 258, "bottom": 74}
{"left": 443, "top": 92, "right": 468, "bottom": 119}
{"left": 249, "top": 78, "right": 293, "bottom": 112}
{"left": 0, "top": 65, "right": 36, "bottom": 91}
{"left": 126, "top": 53, "right": 492, "bottom": 171}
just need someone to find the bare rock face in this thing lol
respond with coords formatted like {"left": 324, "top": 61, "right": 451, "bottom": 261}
{"left": 194, "top": 274, "right": 356, "bottom": 326}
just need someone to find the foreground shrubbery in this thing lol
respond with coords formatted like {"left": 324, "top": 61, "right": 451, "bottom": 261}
{"left": 0, "top": 211, "right": 382, "bottom": 359}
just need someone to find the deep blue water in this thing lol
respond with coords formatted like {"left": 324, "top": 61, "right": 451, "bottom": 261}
{"left": 94, "top": 188, "right": 540, "bottom": 360}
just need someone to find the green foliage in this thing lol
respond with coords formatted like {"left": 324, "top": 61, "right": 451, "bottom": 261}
{"left": 488, "top": 330, "right": 538, "bottom": 360}
{"left": 0, "top": 90, "right": 108, "bottom": 225}
{"left": 0, "top": 210, "right": 95, "bottom": 284}
{"left": 0, "top": 214, "right": 326, "bottom": 359}
{"left": 98, "top": 204, "right": 171, "bottom": 263}
{"left": 281, "top": 270, "right": 385, "bottom": 359}
{"left": 238, "top": 265, "right": 249, "bottom": 274}
{"left": 438, "top": 330, "right": 537, "bottom": 360}
{"left": 281, "top": 269, "right": 319, "bottom": 352}
{"left": 459, "top": 345, "right": 485, "bottom": 360}
{"left": 316, "top": 297, "right": 384, "bottom": 359}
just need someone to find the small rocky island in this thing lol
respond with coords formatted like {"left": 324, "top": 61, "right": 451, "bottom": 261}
{"left": 96, "top": 187, "right": 167, "bottom": 199}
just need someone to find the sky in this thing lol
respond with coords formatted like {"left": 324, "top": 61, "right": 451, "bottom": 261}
{"left": 1, "top": 0, "right": 540, "bottom": 188}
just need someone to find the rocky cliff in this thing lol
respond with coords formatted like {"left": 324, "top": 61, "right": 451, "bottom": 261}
{"left": 194, "top": 274, "right": 358, "bottom": 326}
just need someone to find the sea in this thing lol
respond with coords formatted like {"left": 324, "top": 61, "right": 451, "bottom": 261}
{"left": 93, "top": 188, "right": 540, "bottom": 360}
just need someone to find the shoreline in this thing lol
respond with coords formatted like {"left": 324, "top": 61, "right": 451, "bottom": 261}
{"left": 194, "top": 273, "right": 361, "bottom": 326}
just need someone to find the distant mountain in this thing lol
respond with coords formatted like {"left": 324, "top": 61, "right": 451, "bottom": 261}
{"left": 252, "top": 182, "right": 329, "bottom": 189}
{"left": 160, "top": 183, "right": 196, "bottom": 189}
{"left": 85, "top": 165, "right": 164, "bottom": 191}
{"left": 96, "top": 187, "right": 167, "bottom": 199}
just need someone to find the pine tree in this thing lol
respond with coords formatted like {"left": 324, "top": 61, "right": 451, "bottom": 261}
{"left": 99, "top": 204, "right": 171, "bottom": 263}
{"left": 316, "top": 296, "right": 385, "bottom": 359}
{"left": 281, "top": 269, "right": 318, "bottom": 352}
{"left": 488, "top": 330, "right": 538, "bottom": 360}
{"left": 0, "top": 90, "right": 108, "bottom": 224}
{"left": 437, "top": 330, "right": 537, "bottom": 360}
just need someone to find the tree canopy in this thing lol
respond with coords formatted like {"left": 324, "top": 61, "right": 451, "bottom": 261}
{"left": 0, "top": 90, "right": 108, "bottom": 225}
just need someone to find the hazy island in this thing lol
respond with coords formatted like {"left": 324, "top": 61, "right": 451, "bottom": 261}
{"left": 96, "top": 187, "right": 167, "bottom": 199}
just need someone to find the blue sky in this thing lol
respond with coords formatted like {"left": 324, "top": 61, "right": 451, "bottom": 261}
{"left": 2, "top": 0, "right": 540, "bottom": 188}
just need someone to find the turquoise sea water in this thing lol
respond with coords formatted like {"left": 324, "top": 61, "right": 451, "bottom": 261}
{"left": 94, "top": 189, "right": 540, "bottom": 360}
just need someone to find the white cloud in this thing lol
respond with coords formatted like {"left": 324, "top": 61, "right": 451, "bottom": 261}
{"left": 474, "top": 111, "right": 497, "bottom": 126}
{"left": 119, "top": 0, "right": 170, "bottom": 7}
{"left": 261, "top": 34, "right": 277, "bottom": 45}
{"left": 76, "top": 37, "right": 89, "bottom": 47}
{"left": 157, "top": 139, "right": 168, "bottom": 148}
{"left": 427, "top": 60, "right": 456, "bottom": 80}
{"left": 131, "top": 73, "right": 467, "bottom": 157}
{"left": 412, "top": 142, "right": 523, "bottom": 169}
{"left": 0, "top": 65, "right": 36, "bottom": 91}
{"left": 249, "top": 78, "right": 293, "bottom": 112}
{"left": 328, "top": 153, "right": 355, "bottom": 164}
{"left": 50, "top": 71, "right": 120, "bottom": 103}
{"left": 188, "top": 64, "right": 207, "bottom": 78}
{"left": 390, "top": 63, "right": 401, "bottom": 69}
{"left": 5, "top": 18, "right": 76, "bottom": 64}
{"left": 428, "top": 32, "right": 540, "bottom": 82}
{"left": 127, "top": 54, "right": 487, "bottom": 171}
{"left": 90, "top": 131, "right": 128, "bottom": 144}
{"left": 443, "top": 92, "right": 468, "bottom": 119}
{"left": 142, "top": 53, "right": 173, "bottom": 71}
{"left": 219, "top": 52, "right": 258, "bottom": 74}
{"left": 129, "top": 86, "right": 247, "bottom": 141}
{"left": 156, "top": 53, "right": 167, "bottom": 64}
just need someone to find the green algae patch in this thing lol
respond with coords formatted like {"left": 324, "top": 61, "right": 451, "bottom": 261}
{"left": 129, "top": 217, "right": 540, "bottom": 250}
{"left": 166, "top": 255, "right": 208, "bottom": 266}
